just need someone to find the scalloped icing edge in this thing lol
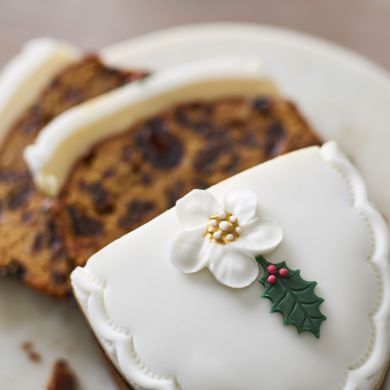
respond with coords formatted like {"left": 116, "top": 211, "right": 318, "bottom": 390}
{"left": 72, "top": 267, "right": 178, "bottom": 390}
{"left": 71, "top": 141, "right": 390, "bottom": 390}
{"left": 0, "top": 37, "right": 80, "bottom": 143}
{"left": 320, "top": 141, "right": 390, "bottom": 390}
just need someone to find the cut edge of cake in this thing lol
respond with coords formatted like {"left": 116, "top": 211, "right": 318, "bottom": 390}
{"left": 0, "top": 50, "right": 148, "bottom": 297}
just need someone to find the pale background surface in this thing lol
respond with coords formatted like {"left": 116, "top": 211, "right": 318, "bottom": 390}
{"left": 0, "top": 0, "right": 389, "bottom": 388}
{"left": 0, "top": 0, "right": 389, "bottom": 70}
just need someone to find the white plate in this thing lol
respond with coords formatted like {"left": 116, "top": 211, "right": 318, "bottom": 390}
{"left": 1, "top": 23, "right": 389, "bottom": 389}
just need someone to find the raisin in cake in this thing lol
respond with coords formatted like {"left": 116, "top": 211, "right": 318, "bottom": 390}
{"left": 25, "top": 59, "right": 321, "bottom": 292}
{"left": 0, "top": 39, "right": 147, "bottom": 296}
{"left": 71, "top": 142, "right": 390, "bottom": 390}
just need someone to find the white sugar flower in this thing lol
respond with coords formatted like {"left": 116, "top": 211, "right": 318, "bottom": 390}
{"left": 170, "top": 188, "right": 283, "bottom": 288}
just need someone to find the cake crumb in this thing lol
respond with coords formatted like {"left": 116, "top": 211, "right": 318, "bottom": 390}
{"left": 47, "top": 359, "right": 79, "bottom": 390}
{"left": 21, "top": 341, "right": 42, "bottom": 363}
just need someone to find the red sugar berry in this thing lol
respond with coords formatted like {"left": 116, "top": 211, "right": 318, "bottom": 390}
{"left": 267, "top": 265, "right": 277, "bottom": 274}
{"left": 267, "top": 275, "right": 277, "bottom": 285}
{"left": 279, "top": 268, "right": 289, "bottom": 278}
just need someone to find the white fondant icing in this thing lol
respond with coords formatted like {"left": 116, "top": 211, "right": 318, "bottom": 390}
{"left": 23, "top": 58, "right": 275, "bottom": 196}
{"left": 0, "top": 38, "right": 80, "bottom": 143}
{"left": 171, "top": 188, "right": 283, "bottom": 288}
{"left": 71, "top": 142, "right": 390, "bottom": 390}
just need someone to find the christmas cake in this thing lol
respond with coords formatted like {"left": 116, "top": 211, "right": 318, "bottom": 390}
{"left": 71, "top": 142, "right": 390, "bottom": 390}
{"left": 0, "top": 39, "right": 147, "bottom": 296}
{"left": 24, "top": 59, "right": 320, "bottom": 284}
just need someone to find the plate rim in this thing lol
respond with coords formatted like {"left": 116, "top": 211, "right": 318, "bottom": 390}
{"left": 101, "top": 22, "right": 390, "bottom": 87}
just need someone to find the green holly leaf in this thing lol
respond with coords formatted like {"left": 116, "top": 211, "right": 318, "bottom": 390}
{"left": 256, "top": 255, "right": 326, "bottom": 338}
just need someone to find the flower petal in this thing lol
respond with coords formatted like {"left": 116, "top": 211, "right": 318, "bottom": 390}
{"left": 238, "top": 218, "right": 283, "bottom": 255}
{"left": 208, "top": 246, "right": 259, "bottom": 288}
{"left": 222, "top": 188, "right": 258, "bottom": 224}
{"left": 171, "top": 227, "right": 209, "bottom": 273}
{"left": 176, "top": 189, "right": 220, "bottom": 228}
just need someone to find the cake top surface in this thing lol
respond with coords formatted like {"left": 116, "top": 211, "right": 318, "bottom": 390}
{"left": 72, "top": 142, "right": 390, "bottom": 390}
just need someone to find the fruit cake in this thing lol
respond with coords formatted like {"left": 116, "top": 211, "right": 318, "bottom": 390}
{"left": 0, "top": 40, "right": 147, "bottom": 296}
{"left": 24, "top": 60, "right": 321, "bottom": 296}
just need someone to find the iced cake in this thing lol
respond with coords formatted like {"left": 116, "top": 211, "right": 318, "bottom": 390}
{"left": 71, "top": 142, "right": 390, "bottom": 390}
